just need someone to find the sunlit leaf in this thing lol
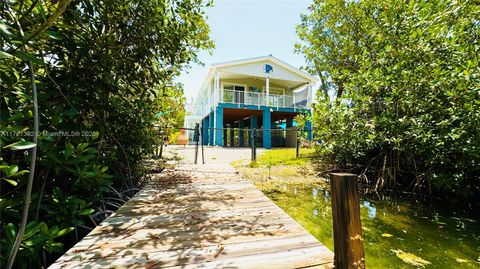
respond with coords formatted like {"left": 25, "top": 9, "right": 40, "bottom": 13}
{"left": 5, "top": 165, "right": 18, "bottom": 177}
{"left": 0, "top": 50, "right": 13, "bottom": 59}
{"left": 54, "top": 227, "right": 74, "bottom": 238}
{"left": 4, "top": 141, "right": 36, "bottom": 150}
{"left": 5, "top": 223, "right": 17, "bottom": 242}
{"left": 2, "top": 178, "right": 18, "bottom": 186}
{"left": 0, "top": 22, "right": 12, "bottom": 35}
{"left": 78, "top": 208, "right": 94, "bottom": 216}
{"left": 381, "top": 233, "right": 393, "bottom": 238}
{"left": 392, "top": 249, "right": 431, "bottom": 267}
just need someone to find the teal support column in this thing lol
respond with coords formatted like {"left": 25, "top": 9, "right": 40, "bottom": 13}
{"left": 208, "top": 111, "right": 214, "bottom": 145}
{"left": 215, "top": 106, "right": 223, "bottom": 146}
{"left": 286, "top": 117, "right": 294, "bottom": 128}
{"left": 262, "top": 108, "right": 272, "bottom": 149}
{"left": 306, "top": 120, "right": 313, "bottom": 140}
{"left": 239, "top": 120, "right": 245, "bottom": 147}
{"left": 202, "top": 116, "right": 209, "bottom": 145}
{"left": 229, "top": 126, "right": 234, "bottom": 146}
{"left": 248, "top": 116, "right": 257, "bottom": 146}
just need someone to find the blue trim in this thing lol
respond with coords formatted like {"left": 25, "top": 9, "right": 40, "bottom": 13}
{"left": 215, "top": 106, "right": 223, "bottom": 146}
{"left": 306, "top": 120, "right": 313, "bottom": 140}
{"left": 262, "top": 108, "right": 271, "bottom": 149}
{"left": 208, "top": 112, "right": 214, "bottom": 145}
{"left": 249, "top": 115, "right": 258, "bottom": 128}
{"left": 306, "top": 110, "right": 313, "bottom": 140}
{"left": 202, "top": 116, "right": 209, "bottom": 145}
{"left": 219, "top": 102, "right": 311, "bottom": 114}
{"left": 209, "top": 103, "right": 311, "bottom": 147}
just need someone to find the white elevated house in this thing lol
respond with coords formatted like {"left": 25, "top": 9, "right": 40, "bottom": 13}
{"left": 185, "top": 55, "right": 316, "bottom": 149}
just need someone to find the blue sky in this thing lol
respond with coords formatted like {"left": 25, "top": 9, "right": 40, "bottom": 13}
{"left": 176, "top": 0, "right": 313, "bottom": 101}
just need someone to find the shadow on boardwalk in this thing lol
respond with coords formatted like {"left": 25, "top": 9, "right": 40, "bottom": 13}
{"left": 50, "top": 165, "right": 332, "bottom": 268}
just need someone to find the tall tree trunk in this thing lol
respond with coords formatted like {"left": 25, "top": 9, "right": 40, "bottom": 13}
{"left": 6, "top": 2, "right": 72, "bottom": 267}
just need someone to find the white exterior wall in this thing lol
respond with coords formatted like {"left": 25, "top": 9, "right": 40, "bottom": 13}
{"left": 220, "top": 61, "right": 308, "bottom": 83}
{"left": 186, "top": 56, "right": 318, "bottom": 125}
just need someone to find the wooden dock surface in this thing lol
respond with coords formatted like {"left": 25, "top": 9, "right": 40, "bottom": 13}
{"left": 50, "top": 165, "right": 333, "bottom": 268}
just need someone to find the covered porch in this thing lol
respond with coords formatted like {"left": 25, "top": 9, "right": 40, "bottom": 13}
{"left": 201, "top": 105, "right": 312, "bottom": 149}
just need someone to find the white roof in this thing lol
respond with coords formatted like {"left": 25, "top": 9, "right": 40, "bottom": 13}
{"left": 211, "top": 55, "right": 317, "bottom": 83}
{"left": 197, "top": 55, "right": 317, "bottom": 97}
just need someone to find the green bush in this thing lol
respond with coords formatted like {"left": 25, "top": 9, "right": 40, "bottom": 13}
{"left": 296, "top": 0, "right": 480, "bottom": 196}
{"left": 0, "top": 0, "right": 212, "bottom": 267}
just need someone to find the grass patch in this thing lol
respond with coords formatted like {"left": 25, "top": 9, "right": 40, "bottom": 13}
{"left": 257, "top": 148, "right": 315, "bottom": 167}
{"left": 231, "top": 148, "right": 325, "bottom": 187}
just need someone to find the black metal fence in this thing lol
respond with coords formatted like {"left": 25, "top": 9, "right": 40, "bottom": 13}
{"left": 159, "top": 125, "right": 315, "bottom": 164}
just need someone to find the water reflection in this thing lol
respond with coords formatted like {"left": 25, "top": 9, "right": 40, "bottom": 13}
{"left": 263, "top": 182, "right": 480, "bottom": 269}
{"left": 362, "top": 200, "right": 376, "bottom": 219}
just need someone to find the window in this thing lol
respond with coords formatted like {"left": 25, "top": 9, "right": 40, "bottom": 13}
{"left": 249, "top": 86, "right": 262, "bottom": 93}
{"left": 222, "top": 84, "right": 245, "bottom": 104}
{"left": 270, "top": 88, "right": 284, "bottom": 95}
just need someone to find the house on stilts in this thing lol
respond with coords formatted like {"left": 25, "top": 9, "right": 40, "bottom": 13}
{"left": 184, "top": 55, "right": 316, "bottom": 149}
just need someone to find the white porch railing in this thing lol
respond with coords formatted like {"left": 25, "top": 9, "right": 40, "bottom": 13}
{"left": 222, "top": 89, "right": 309, "bottom": 109}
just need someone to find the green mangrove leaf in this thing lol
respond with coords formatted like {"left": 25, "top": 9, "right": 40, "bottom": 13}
{"left": 0, "top": 50, "right": 13, "bottom": 59}
{"left": 78, "top": 208, "right": 94, "bottom": 216}
{"left": 54, "top": 227, "right": 74, "bottom": 238}
{"left": 5, "top": 223, "right": 17, "bottom": 242}
{"left": 392, "top": 249, "right": 431, "bottom": 267}
{"left": 40, "top": 222, "right": 49, "bottom": 235}
{"left": 64, "top": 142, "right": 74, "bottom": 158}
{"left": 0, "top": 22, "right": 12, "bottom": 35}
{"left": 4, "top": 140, "right": 36, "bottom": 150}
{"left": 45, "top": 30, "right": 62, "bottom": 40}
{"left": 5, "top": 165, "right": 18, "bottom": 177}
{"left": 14, "top": 51, "right": 44, "bottom": 65}
{"left": 3, "top": 178, "right": 18, "bottom": 186}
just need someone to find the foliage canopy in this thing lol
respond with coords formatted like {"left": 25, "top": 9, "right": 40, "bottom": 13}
{"left": 1, "top": 0, "right": 213, "bottom": 267}
{"left": 296, "top": 0, "right": 480, "bottom": 196}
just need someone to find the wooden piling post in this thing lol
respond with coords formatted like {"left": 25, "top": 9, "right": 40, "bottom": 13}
{"left": 329, "top": 173, "right": 365, "bottom": 269}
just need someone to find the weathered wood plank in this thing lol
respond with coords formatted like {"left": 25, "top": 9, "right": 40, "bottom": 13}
{"left": 52, "top": 235, "right": 325, "bottom": 266}
{"left": 49, "top": 166, "right": 333, "bottom": 269}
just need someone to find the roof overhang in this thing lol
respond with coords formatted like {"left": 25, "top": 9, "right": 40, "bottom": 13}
{"left": 197, "top": 55, "right": 317, "bottom": 97}
{"left": 211, "top": 55, "right": 317, "bottom": 83}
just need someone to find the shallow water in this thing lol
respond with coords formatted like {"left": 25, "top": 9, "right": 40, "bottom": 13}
{"left": 263, "top": 182, "right": 480, "bottom": 268}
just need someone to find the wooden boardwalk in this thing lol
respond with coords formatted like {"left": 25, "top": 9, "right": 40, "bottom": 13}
{"left": 50, "top": 164, "right": 333, "bottom": 268}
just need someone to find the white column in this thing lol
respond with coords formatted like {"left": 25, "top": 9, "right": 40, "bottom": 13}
{"left": 213, "top": 72, "right": 218, "bottom": 105}
{"left": 207, "top": 82, "right": 211, "bottom": 110}
{"left": 265, "top": 74, "right": 270, "bottom": 106}
{"left": 213, "top": 75, "right": 217, "bottom": 130}
{"left": 215, "top": 71, "right": 221, "bottom": 104}
{"left": 307, "top": 83, "right": 313, "bottom": 108}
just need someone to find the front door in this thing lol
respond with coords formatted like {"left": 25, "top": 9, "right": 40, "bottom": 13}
{"left": 234, "top": 86, "right": 245, "bottom": 104}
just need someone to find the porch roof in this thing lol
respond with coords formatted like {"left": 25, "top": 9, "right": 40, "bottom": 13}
{"left": 198, "top": 55, "right": 317, "bottom": 96}
{"left": 211, "top": 55, "right": 317, "bottom": 83}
